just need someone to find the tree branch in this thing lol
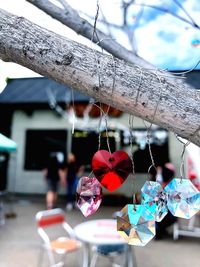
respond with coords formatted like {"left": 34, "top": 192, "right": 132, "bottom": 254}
{"left": 99, "top": 5, "right": 113, "bottom": 38}
{"left": 26, "top": 0, "right": 152, "bottom": 68}
{"left": 0, "top": 8, "right": 199, "bottom": 146}
{"left": 172, "top": 0, "right": 199, "bottom": 28}
{"left": 76, "top": 11, "right": 124, "bottom": 30}
{"left": 132, "top": 2, "right": 200, "bottom": 30}
{"left": 121, "top": 0, "right": 137, "bottom": 53}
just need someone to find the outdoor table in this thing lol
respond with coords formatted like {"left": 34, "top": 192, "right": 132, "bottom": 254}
{"left": 74, "top": 219, "right": 134, "bottom": 267}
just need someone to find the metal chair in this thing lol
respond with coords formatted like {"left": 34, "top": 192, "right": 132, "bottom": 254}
{"left": 36, "top": 208, "right": 81, "bottom": 267}
{"left": 173, "top": 214, "right": 200, "bottom": 240}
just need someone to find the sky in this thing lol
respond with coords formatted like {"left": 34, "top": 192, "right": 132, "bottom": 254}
{"left": 0, "top": 0, "right": 200, "bottom": 92}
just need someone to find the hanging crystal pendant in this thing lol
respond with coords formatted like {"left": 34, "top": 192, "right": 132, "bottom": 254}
{"left": 76, "top": 176, "right": 102, "bottom": 217}
{"left": 117, "top": 204, "right": 155, "bottom": 246}
{"left": 92, "top": 150, "right": 132, "bottom": 192}
{"left": 165, "top": 178, "right": 200, "bottom": 219}
{"left": 141, "top": 181, "right": 168, "bottom": 222}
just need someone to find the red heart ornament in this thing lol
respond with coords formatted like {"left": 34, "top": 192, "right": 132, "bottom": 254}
{"left": 92, "top": 150, "right": 132, "bottom": 192}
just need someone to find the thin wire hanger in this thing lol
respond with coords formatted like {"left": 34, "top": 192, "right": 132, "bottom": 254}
{"left": 175, "top": 134, "right": 190, "bottom": 181}
{"left": 93, "top": 103, "right": 112, "bottom": 154}
{"left": 89, "top": 0, "right": 117, "bottom": 155}
{"left": 143, "top": 70, "right": 164, "bottom": 180}
{"left": 71, "top": 88, "right": 76, "bottom": 134}
{"left": 129, "top": 114, "right": 137, "bottom": 210}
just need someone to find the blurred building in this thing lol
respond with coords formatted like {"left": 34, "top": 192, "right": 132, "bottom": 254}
{"left": 0, "top": 72, "right": 199, "bottom": 196}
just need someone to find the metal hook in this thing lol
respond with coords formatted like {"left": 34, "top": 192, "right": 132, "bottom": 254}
{"left": 88, "top": 170, "right": 94, "bottom": 178}
{"left": 133, "top": 193, "right": 137, "bottom": 211}
{"left": 147, "top": 164, "right": 157, "bottom": 180}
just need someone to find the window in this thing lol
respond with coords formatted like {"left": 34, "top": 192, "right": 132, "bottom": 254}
{"left": 133, "top": 142, "right": 169, "bottom": 173}
{"left": 24, "top": 130, "right": 67, "bottom": 170}
{"left": 122, "top": 128, "right": 169, "bottom": 173}
{"left": 72, "top": 130, "right": 116, "bottom": 169}
{"left": 132, "top": 129, "right": 169, "bottom": 173}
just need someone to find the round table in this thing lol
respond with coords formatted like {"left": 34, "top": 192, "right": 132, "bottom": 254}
{"left": 74, "top": 219, "right": 134, "bottom": 267}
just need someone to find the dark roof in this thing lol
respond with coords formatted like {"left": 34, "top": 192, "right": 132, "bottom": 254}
{"left": 0, "top": 77, "right": 90, "bottom": 104}
{"left": 0, "top": 71, "right": 199, "bottom": 105}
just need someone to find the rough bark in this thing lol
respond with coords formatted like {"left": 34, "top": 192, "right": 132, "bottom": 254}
{"left": 0, "top": 8, "right": 199, "bottom": 146}
{"left": 26, "top": 0, "right": 152, "bottom": 68}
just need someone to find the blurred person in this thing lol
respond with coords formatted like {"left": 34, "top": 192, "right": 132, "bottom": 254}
{"left": 43, "top": 153, "right": 64, "bottom": 210}
{"left": 62, "top": 153, "right": 84, "bottom": 211}
{"left": 155, "top": 162, "right": 177, "bottom": 240}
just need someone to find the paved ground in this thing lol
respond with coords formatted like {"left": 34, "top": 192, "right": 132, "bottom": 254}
{"left": 0, "top": 196, "right": 199, "bottom": 267}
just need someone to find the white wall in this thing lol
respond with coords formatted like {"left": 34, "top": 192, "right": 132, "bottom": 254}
{"left": 8, "top": 110, "right": 71, "bottom": 194}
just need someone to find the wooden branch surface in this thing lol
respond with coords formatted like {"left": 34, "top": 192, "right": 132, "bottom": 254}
{"left": 26, "top": 0, "right": 151, "bottom": 68}
{"left": 0, "top": 8, "right": 199, "bottom": 146}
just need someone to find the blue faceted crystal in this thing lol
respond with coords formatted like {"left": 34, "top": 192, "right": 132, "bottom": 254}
{"left": 165, "top": 178, "right": 200, "bottom": 219}
{"left": 117, "top": 204, "right": 155, "bottom": 246}
{"left": 141, "top": 181, "right": 168, "bottom": 222}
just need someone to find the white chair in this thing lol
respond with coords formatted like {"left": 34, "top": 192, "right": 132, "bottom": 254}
{"left": 173, "top": 214, "right": 200, "bottom": 240}
{"left": 36, "top": 208, "right": 81, "bottom": 267}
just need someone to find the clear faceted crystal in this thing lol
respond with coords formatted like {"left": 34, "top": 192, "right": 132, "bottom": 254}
{"left": 117, "top": 204, "right": 155, "bottom": 246}
{"left": 76, "top": 176, "right": 102, "bottom": 217}
{"left": 141, "top": 181, "right": 168, "bottom": 222}
{"left": 165, "top": 178, "right": 200, "bottom": 219}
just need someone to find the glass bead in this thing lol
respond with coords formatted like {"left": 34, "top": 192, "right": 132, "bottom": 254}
{"left": 165, "top": 178, "right": 200, "bottom": 219}
{"left": 91, "top": 150, "right": 132, "bottom": 192}
{"left": 76, "top": 176, "right": 102, "bottom": 217}
{"left": 117, "top": 204, "right": 155, "bottom": 246}
{"left": 141, "top": 181, "right": 168, "bottom": 222}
